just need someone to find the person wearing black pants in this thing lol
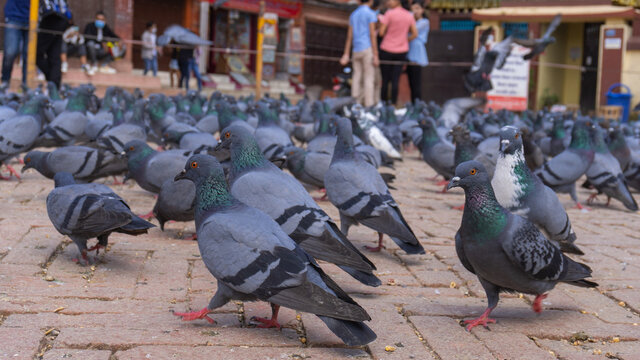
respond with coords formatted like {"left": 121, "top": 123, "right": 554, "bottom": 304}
{"left": 37, "top": 0, "right": 72, "bottom": 88}
{"left": 379, "top": 50, "right": 407, "bottom": 105}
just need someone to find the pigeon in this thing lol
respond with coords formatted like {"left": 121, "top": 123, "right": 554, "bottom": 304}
{"left": 440, "top": 97, "right": 487, "bottom": 129}
{"left": 157, "top": 24, "right": 213, "bottom": 47}
{"left": 418, "top": 116, "right": 455, "bottom": 182}
{"left": 47, "top": 172, "right": 155, "bottom": 264}
{"left": 283, "top": 145, "right": 331, "bottom": 190}
{"left": 121, "top": 140, "right": 189, "bottom": 194}
{"left": 539, "top": 115, "right": 566, "bottom": 157}
{"left": 447, "top": 160, "right": 597, "bottom": 331}
{"left": 451, "top": 125, "right": 496, "bottom": 177}
{"left": 585, "top": 125, "right": 638, "bottom": 211}
{"left": 535, "top": 120, "right": 595, "bottom": 209}
{"left": 0, "top": 95, "right": 50, "bottom": 179}
{"left": 464, "top": 35, "right": 513, "bottom": 94}
{"left": 173, "top": 154, "right": 376, "bottom": 346}
{"left": 22, "top": 146, "right": 127, "bottom": 181}
{"left": 36, "top": 87, "right": 92, "bottom": 147}
{"left": 254, "top": 102, "right": 293, "bottom": 161}
{"left": 216, "top": 124, "right": 380, "bottom": 286}
{"left": 325, "top": 117, "right": 425, "bottom": 254}
{"left": 492, "top": 126, "right": 583, "bottom": 255}
{"left": 152, "top": 178, "right": 195, "bottom": 231}
{"left": 520, "top": 127, "right": 544, "bottom": 170}
{"left": 515, "top": 14, "right": 562, "bottom": 60}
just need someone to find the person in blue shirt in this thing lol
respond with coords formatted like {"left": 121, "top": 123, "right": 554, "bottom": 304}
{"left": 1, "top": 0, "right": 30, "bottom": 85}
{"left": 406, "top": 0, "right": 429, "bottom": 103}
{"left": 340, "top": 0, "right": 379, "bottom": 107}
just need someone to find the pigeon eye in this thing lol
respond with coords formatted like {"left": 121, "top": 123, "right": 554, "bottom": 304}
{"left": 129, "top": 146, "right": 135, "bottom": 151}
{"left": 470, "top": 169, "right": 477, "bottom": 175}
{"left": 224, "top": 132, "right": 230, "bottom": 139}
{"left": 515, "top": 133, "right": 520, "bottom": 139}
{"left": 25, "top": 157, "right": 31, "bottom": 163}
{"left": 190, "top": 162, "right": 198, "bottom": 169}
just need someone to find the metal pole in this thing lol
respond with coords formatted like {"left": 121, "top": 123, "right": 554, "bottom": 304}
{"left": 26, "top": 0, "right": 39, "bottom": 87}
{"left": 255, "top": 0, "right": 265, "bottom": 98}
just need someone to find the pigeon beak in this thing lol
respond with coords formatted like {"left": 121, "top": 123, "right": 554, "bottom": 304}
{"left": 500, "top": 139, "right": 510, "bottom": 152}
{"left": 20, "top": 164, "right": 29, "bottom": 173}
{"left": 174, "top": 169, "right": 187, "bottom": 182}
{"left": 213, "top": 140, "right": 223, "bottom": 152}
{"left": 120, "top": 151, "right": 126, "bottom": 157}
{"left": 447, "top": 176, "right": 461, "bottom": 191}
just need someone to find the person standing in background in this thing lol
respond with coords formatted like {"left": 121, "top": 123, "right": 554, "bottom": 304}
{"left": 339, "top": 0, "right": 379, "bottom": 108}
{"left": 1, "top": 0, "right": 29, "bottom": 86}
{"left": 142, "top": 21, "right": 159, "bottom": 77}
{"left": 378, "top": 0, "right": 416, "bottom": 105}
{"left": 60, "top": 23, "right": 91, "bottom": 75}
{"left": 406, "top": 0, "right": 429, "bottom": 103}
{"left": 177, "top": 45, "right": 195, "bottom": 90}
{"left": 37, "top": 0, "right": 72, "bottom": 89}
{"left": 189, "top": 46, "right": 203, "bottom": 91}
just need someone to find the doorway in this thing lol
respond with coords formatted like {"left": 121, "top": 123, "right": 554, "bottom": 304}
{"left": 580, "top": 23, "right": 601, "bottom": 113}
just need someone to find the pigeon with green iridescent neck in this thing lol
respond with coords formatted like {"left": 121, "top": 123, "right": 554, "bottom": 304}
{"left": 451, "top": 125, "right": 496, "bottom": 177}
{"left": 283, "top": 145, "right": 330, "bottom": 189}
{"left": 585, "top": 125, "right": 638, "bottom": 211}
{"left": 173, "top": 154, "right": 376, "bottom": 346}
{"left": 22, "top": 146, "right": 127, "bottom": 181}
{"left": 254, "top": 102, "right": 293, "bottom": 161}
{"left": 153, "top": 178, "right": 195, "bottom": 231}
{"left": 448, "top": 160, "right": 597, "bottom": 331}
{"left": 609, "top": 128, "right": 640, "bottom": 192}
{"left": 36, "top": 87, "right": 92, "bottom": 147}
{"left": 535, "top": 120, "right": 595, "bottom": 209}
{"left": 216, "top": 124, "right": 380, "bottom": 287}
{"left": 196, "top": 94, "right": 220, "bottom": 134}
{"left": 47, "top": 172, "right": 155, "bottom": 265}
{"left": 216, "top": 101, "right": 254, "bottom": 134}
{"left": 47, "top": 81, "right": 67, "bottom": 115}
{"left": 0, "top": 95, "right": 50, "bottom": 180}
{"left": 97, "top": 100, "right": 148, "bottom": 154}
{"left": 325, "top": 117, "right": 425, "bottom": 255}
{"left": 492, "top": 126, "right": 582, "bottom": 255}
{"left": 539, "top": 115, "right": 566, "bottom": 157}
{"left": 121, "top": 140, "right": 189, "bottom": 194}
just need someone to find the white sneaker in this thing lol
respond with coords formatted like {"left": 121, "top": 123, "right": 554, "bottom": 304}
{"left": 82, "top": 64, "right": 94, "bottom": 76}
{"left": 99, "top": 65, "right": 117, "bottom": 74}
{"left": 91, "top": 66, "right": 98, "bottom": 74}
{"left": 61, "top": 62, "right": 68, "bottom": 73}
{"left": 36, "top": 72, "right": 45, "bottom": 81}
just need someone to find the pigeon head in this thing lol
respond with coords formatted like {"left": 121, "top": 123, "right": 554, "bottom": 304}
{"left": 283, "top": 146, "right": 305, "bottom": 172}
{"left": 121, "top": 140, "right": 155, "bottom": 173}
{"left": 22, "top": 150, "right": 46, "bottom": 173}
{"left": 256, "top": 102, "right": 278, "bottom": 126}
{"left": 569, "top": 119, "right": 592, "bottom": 150}
{"left": 175, "top": 154, "right": 233, "bottom": 213}
{"left": 447, "top": 160, "right": 490, "bottom": 191}
{"left": 18, "top": 95, "right": 49, "bottom": 117}
{"left": 53, "top": 172, "right": 76, "bottom": 187}
{"left": 589, "top": 124, "right": 608, "bottom": 154}
{"left": 216, "top": 124, "right": 266, "bottom": 171}
{"left": 450, "top": 125, "right": 471, "bottom": 145}
{"left": 316, "top": 114, "right": 335, "bottom": 135}
{"left": 65, "top": 87, "right": 91, "bottom": 112}
{"left": 334, "top": 116, "right": 355, "bottom": 151}
{"left": 498, "top": 126, "right": 523, "bottom": 154}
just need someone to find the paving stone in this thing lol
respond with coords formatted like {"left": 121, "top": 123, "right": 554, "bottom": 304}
{"left": 43, "top": 349, "right": 112, "bottom": 360}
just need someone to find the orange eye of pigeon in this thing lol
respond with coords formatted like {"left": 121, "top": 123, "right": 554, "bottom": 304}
{"left": 129, "top": 146, "right": 135, "bottom": 151}
{"left": 515, "top": 133, "right": 520, "bottom": 139}
{"left": 470, "top": 169, "right": 477, "bottom": 175}
{"left": 190, "top": 162, "right": 198, "bottom": 169}
{"left": 25, "top": 157, "right": 31, "bottom": 163}
{"left": 225, "top": 132, "right": 230, "bottom": 139}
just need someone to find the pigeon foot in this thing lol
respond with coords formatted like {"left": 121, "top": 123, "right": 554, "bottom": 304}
{"left": 452, "top": 204, "right": 465, "bottom": 211}
{"left": 464, "top": 308, "right": 496, "bottom": 331}
{"left": 586, "top": 193, "right": 599, "bottom": 205}
{"left": 111, "top": 176, "right": 124, "bottom": 185}
{"left": 73, "top": 250, "right": 92, "bottom": 266}
{"left": 533, "top": 293, "right": 547, "bottom": 313}
{"left": 572, "top": 202, "right": 591, "bottom": 211}
{"left": 87, "top": 244, "right": 105, "bottom": 255}
{"left": 365, "top": 233, "right": 386, "bottom": 252}
{"left": 313, "top": 189, "right": 328, "bottom": 201}
{"left": 138, "top": 211, "right": 155, "bottom": 220}
{"left": 6, "top": 165, "right": 21, "bottom": 180}
{"left": 184, "top": 233, "right": 197, "bottom": 241}
{"left": 251, "top": 304, "right": 281, "bottom": 329}
{"left": 174, "top": 307, "right": 215, "bottom": 324}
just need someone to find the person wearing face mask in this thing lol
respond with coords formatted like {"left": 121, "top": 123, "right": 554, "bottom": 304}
{"left": 37, "top": 0, "right": 72, "bottom": 89}
{"left": 141, "top": 21, "right": 160, "bottom": 77}
{"left": 83, "top": 11, "right": 120, "bottom": 74}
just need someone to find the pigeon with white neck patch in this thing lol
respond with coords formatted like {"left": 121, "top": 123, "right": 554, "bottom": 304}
{"left": 492, "top": 126, "right": 583, "bottom": 255}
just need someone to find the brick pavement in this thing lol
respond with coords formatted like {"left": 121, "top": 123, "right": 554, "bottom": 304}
{"left": 1, "top": 153, "right": 640, "bottom": 360}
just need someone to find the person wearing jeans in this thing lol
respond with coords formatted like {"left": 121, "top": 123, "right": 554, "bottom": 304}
{"left": 340, "top": 0, "right": 379, "bottom": 108}
{"left": 406, "top": 1, "right": 429, "bottom": 103}
{"left": 141, "top": 21, "right": 158, "bottom": 76}
{"left": 1, "top": 0, "right": 30, "bottom": 85}
{"left": 189, "top": 47, "right": 203, "bottom": 91}
{"left": 378, "top": 0, "right": 416, "bottom": 105}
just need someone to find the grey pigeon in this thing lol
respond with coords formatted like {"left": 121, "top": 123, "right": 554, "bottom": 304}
{"left": 585, "top": 125, "right": 638, "bottom": 211}
{"left": 325, "top": 117, "right": 425, "bottom": 254}
{"left": 0, "top": 95, "right": 49, "bottom": 179}
{"left": 283, "top": 145, "right": 330, "bottom": 190}
{"left": 37, "top": 88, "right": 91, "bottom": 147}
{"left": 492, "top": 126, "right": 583, "bottom": 255}
{"left": 216, "top": 124, "right": 380, "bottom": 286}
{"left": 254, "top": 103, "right": 293, "bottom": 161}
{"left": 157, "top": 24, "right": 213, "bottom": 47}
{"left": 535, "top": 120, "right": 595, "bottom": 209}
{"left": 47, "top": 172, "right": 155, "bottom": 264}
{"left": 418, "top": 116, "right": 455, "bottom": 182}
{"left": 23, "top": 146, "right": 127, "bottom": 181}
{"left": 173, "top": 154, "right": 376, "bottom": 346}
{"left": 152, "top": 178, "right": 195, "bottom": 231}
{"left": 121, "top": 140, "right": 189, "bottom": 194}
{"left": 451, "top": 125, "right": 496, "bottom": 177}
{"left": 447, "top": 160, "right": 597, "bottom": 331}
{"left": 515, "top": 14, "right": 562, "bottom": 60}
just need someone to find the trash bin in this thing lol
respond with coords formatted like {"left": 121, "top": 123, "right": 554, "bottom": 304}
{"left": 606, "top": 83, "right": 632, "bottom": 122}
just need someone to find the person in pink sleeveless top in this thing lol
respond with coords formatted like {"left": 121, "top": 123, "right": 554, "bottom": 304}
{"left": 378, "top": 0, "right": 417, "bottom": 105}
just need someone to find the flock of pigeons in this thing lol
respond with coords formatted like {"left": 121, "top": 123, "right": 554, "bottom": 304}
{"left": 2, "top": 79, "right": 639, "bottom": 346}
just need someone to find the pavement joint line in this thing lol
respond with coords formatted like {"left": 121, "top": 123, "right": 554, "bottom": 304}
{"left": 40, "top": 239, "right": 70, "bottom": 273}
{"left": 34, "top": 327, "right": 60, "bottom": 359}
{"left": 527, "top": 335, "right": 559, "bottom": 359}
{"left": 397, "top": 304, "right": 443, "bottom": 360}
{"left": 600, "top": 290, "right": 640, "bottom": 319}
{"left": 131, "top": 250, "right": 154, "bottom": 299}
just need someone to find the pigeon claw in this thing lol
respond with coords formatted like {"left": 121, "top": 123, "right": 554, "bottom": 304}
{"left": 365, "top": 233, "right": 386, "bottom": 252}
{"left": 138, "top": 211, "right": 155, "bottom": 220}
{"left": 451, "top": 204, "right": 465, "bottom": 211}
{"left": 586, "top": 193, "right": 599, "bottom": 205}
{"left": 533, "top": 293, "right": 548, "bottom": 314}
{"left": 183, "top": 233, "right": 198, "bottom": 241}
{"left": 251, "top": 316, "right": 282, "bottom": 330}
{"left": 87, "top": 244, "right": 105, "bottom": 255}
{"left": 573, "top": 202, "right": 591, "bottom": 211}
{"left": 6, "top": 165, "right": 21, "bottom": 180}
{"left": 463, "top": 307, "right": 496, "bottom": 331}
{"left": 174, "top": 307, "right": 215, "bottom": 324}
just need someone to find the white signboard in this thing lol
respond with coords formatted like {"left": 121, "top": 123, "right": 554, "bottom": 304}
{"left": 487, "top": 44, "right": 531, "bottom": 111}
